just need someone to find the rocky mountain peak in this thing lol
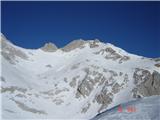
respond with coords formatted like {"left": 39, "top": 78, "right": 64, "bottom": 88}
{"left": 41, "top": 42, "right": 58, "bottom": 52}
{"left": 61, "top": 39, "right": 101, "bottom": 52}
{"left": 88, "top": 39, "right": 101, "bottom": 48}
{"left": 61, "top": 39, "right": 86, "bottom": 52}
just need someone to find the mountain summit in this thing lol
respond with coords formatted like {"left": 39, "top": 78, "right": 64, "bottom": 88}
{"left": 0, "top": 34, "right": 160, "bottom": 119}
{"left": 41, "top": 42, "right": 58, "bottom": 52}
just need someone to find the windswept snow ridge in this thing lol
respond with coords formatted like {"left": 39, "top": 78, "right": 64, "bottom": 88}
{"left": 92, "top": 96, "right": 160, "bottom": 120}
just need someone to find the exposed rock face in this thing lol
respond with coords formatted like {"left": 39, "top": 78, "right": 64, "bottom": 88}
{"left": 81, "top": 103, "right": 91, "bottom": 113}
{"left": 75, "top": 66, "right": 127, "bottom": 113}
{"left": 119, "top": 56, "right": 130, "bottom": 63}
{"left": 104, "top": 47, "right": 121, "bottom": 60}
{"left": 112, "top": 83, "right": 121, "bottom": 94}
{"left": 76, "top": 68, "right": 107, "bottom": 98}
{"left": 89, "top": 39, "right": 100, "bottom": 48}
{"left": 96, "top": 92, "right": 113, "bottom": 113}
{"left": 61, "top": 39, "right": 100, "bottom": 52}
{"left": 94, "top": 72, "right": 124, "bottom": 113}
{"left": 69, "top": 76, "right": 79, "bottom": 88}
{"left": 133, "top": 69, "right": 160, "bottom": 98}
{"left": 41, "top": 42, "right": 58, "bottom": 52}
{"left": 1, "top": 36, "right": 28, "bottom": 64}
{"left": 155, "top": 63, "right": 160, "bottom": 67}
{"left": 61, "top": 39, "right": 86, "bottom": 52}
{"left": 94, "top": 47, "right": 130, "bottom": 63}
{"left": 133, "top": 68, "right": 152, "bottom": 85}
{"left": 153, "top": 58, "right": 160, "bottom": 62}
{"left": 1, "top": 86, "right": 27, "bottom": 94}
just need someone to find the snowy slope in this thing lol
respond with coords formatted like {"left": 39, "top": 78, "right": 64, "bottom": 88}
{"left": 92, "top": 95, "right": 160, "bottom": 120}
{"left": 0, "top": 34, "right": 160, "bottom": 119}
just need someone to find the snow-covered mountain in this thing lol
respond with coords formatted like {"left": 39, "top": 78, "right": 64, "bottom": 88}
{"left": 0, "top": 33, "right": 160, "bottom": 119}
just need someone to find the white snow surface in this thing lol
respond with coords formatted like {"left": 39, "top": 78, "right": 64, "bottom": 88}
{"left": 92, "top": 95, "right": 160, "bottom": 120}
{"left": 0, "top": 34, "right": 160, "bottom": 120}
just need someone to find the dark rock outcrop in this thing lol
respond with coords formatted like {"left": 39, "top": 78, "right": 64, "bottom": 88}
{"left": 133, "top": 69, "right": 160, "bottom": 97}
{"left": 94, "top": 47, "right": 130, "bottom": 63}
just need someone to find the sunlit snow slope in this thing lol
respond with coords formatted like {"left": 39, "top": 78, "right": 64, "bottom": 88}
{"left": 0, "top": 33, "right": 160, "bottom": 119}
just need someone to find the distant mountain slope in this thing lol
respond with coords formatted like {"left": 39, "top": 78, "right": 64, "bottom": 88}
{"left": 0, "top": 33, "right": 160, "bottom": 119}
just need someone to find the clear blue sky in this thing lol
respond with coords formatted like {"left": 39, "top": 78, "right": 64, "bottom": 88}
{"left": 1, "top": 1, "right": 160, "bottom": 57}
